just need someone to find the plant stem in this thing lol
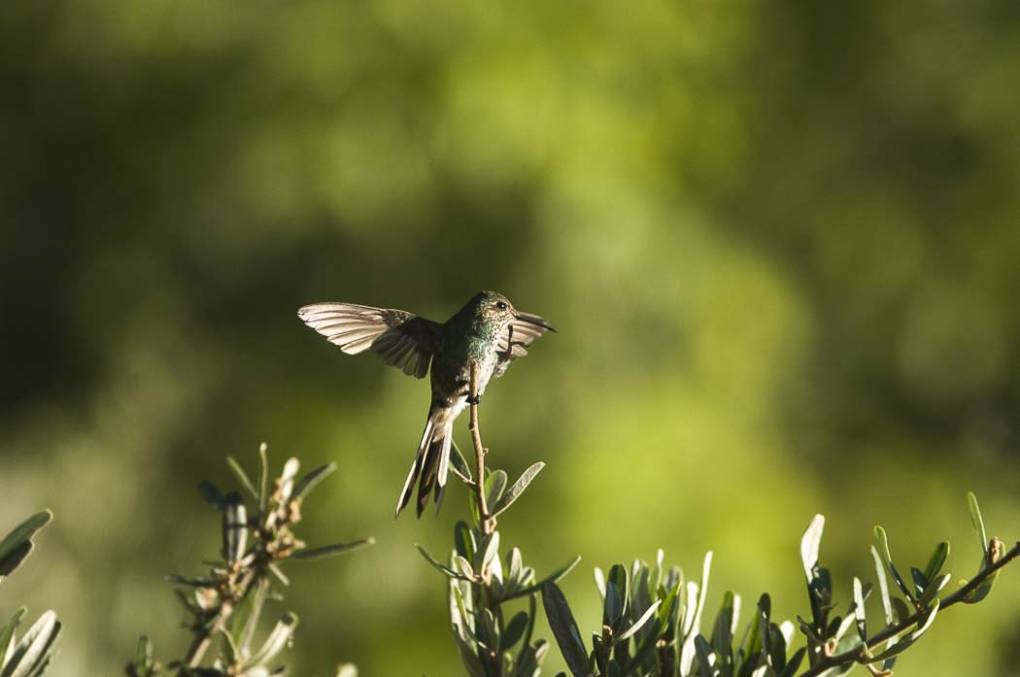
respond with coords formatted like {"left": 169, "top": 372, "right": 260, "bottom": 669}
{"left": 183, "top": 568, "right": 257, "bottom": 670}
{"left": 469, "top": 364, "right": 494, "bottom": 536}
{"left": 798, "top": 541, "right": 1020, "bottom": 677}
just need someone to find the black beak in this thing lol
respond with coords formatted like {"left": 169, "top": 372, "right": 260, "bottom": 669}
{"left": 515, "top": 312, "right": 557, "bottom": 333}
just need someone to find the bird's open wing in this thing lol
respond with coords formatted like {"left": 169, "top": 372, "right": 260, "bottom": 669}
{"left": 298, "top": 303, "right": 442, "bottom": 378}
{"left": 495, "top": 312, "right": 555, "bottom": 377}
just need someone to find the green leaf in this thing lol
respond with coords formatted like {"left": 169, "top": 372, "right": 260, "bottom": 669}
{"left": 541, "top": 583, "right": 589, "bottom": 677}
{"left": 480, "top": 532, "right": 501, "bottom": 574}
{"left": 852, "top": 577, "right": 867, "bottom": 642}
{"left": 132, "top": 635, "right": 155, "bottom": 674}
{"left": 867, "top": 601, "right": 940, "bottom": 664}
{"left": 454, "top": 555, "right": 475, "bottom": 579}
{"left": 502, "top": 612, "right": 529, "bottom": 651}
{"left": 476, "top": 608, "right": 499, "bottom": 651}
{"left": 226, "top": 456, "right": 259, "bottom": 500}
{"left": 491, "top": 463, "right": 545, "bottom": 517}
{"left": 711, "top": 590, "right": 736, "bottom": 658}
{"left": 0, "top": 544, "right": 32, "bottom": 582}
{"left": 449, "top": 440, "right": 473, "bottom": 483}
{"left": 779, "top": 647, "right": 806, "bottom": 677}
{"left": 503, "top": 556, "right": 582, "bottom": 602}
{"left": 910, "top": 567, "right": 927, "bottom": 596}
{"left": 693, "top": 635, "right": 715, "bottom": 676}
{"left": 800, "top": 515, "right": 825, "bottom": 582}
{"left": 967, "top": 492, "right": 988, "bottom": 556}
{"left": 257, "top": 442, "right": 270, "bottom": 513}
{"left": 0, "top": 512, "right": 52, "bottom": 581}
{"left": 604, "top": 564, "right": 629, "bottom": 628}
{"left": 293, "top": 538, "right": 375, "bottom": 561}
{"left": 164, "top": 575, "right": 217, "bottom": 587}
{"left": 688, "top": 551, "right": 713, "bottom": 640}
{"left": 291, "top": 463, "right": 337, "bottom": 502}
{"left": 454, "top": 521, "right": 476, "bottom": 561}
{"left": 415, "top": 545, "right": 472, "bottom": 581}
{"left": 918, "top": 573, "right": 951, "bottom": 607}
{"left": 874, "top": 526, "right": 913, "bottom": 602}
{"left": 890, "top": 596, "right": 911, "bottom": 625}
{"left": 508, "top": 547, "right": 523, "bottom": 584}
{"left": 268, "top": 562, "right": 290, "bottom": 587}
{"left": 617, "top": 600, "right": 662, "bottom": 643}
{"left": 221, "top": 492, "right": 248, "bottom": 564}
{"left": 870, "top": 546, "right": 893, "bottom": 626}
{"left": 593, "top": 567, "right": 606, "bottom": 599}
{"left": 2, "top": 609, "right": 61, "bottom": 677}
{"left": 0, "top": 608, "right": 27, "bottom": 666}
{"left": 513, "top": 639, "right": 549, "bottom": 677}
{"left": 248, "top": 612, "right": 299, "bottom": 666}
{"left": 485, "top": 470, "right": 508, "bottom": 511}
{"left": 923, "top": 542, "right": 949, "bottom": 584}
{"left": 238, "top": 578, "right": 270, "bottom": 654}
{"left": 453, "top": 631, "right": 486, "bottom": 677}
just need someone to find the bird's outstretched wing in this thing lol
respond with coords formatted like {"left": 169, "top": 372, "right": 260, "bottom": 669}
{"left": 298, "top": 303, "right": 442, "bottom": 378}
{"left": 495, "top": 312, "right": 555, "bottom": 377}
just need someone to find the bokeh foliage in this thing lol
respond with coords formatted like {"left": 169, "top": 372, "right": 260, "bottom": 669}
{"left": 1, "top": 1, "right": 1018, "bottom": 675}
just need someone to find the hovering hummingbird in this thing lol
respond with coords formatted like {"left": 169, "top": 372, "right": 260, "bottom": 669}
{"left": 297, "top": 291, "right": 555, "bottom": 517}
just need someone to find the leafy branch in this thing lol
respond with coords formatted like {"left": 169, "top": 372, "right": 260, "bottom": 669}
{"left": 127, "top": 444, "right": 372, "bottom": 677}
{"left": 417, "top": 363, "right": 579, "bottom": 676}
{"left": 540, "top": 492, "right": 1018, "bottom": 677}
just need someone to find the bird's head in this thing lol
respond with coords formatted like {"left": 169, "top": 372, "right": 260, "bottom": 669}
{"left": 469, "top": 290, "right": 517, "bottom": 330}
{"left": 465, "top": 291, "right": 556, "bottom": 336}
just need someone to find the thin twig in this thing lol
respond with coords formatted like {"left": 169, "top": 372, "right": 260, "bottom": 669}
{"left": 468, "top": 363, "right": 494, "bottom": 536}
{"left": 798, "top": 541, "right": 1020, "bottom": 676}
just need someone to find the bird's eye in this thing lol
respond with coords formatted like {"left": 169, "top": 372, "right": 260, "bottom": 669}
{"left": 496, "top": 301, "right": 508, "bottom": 311}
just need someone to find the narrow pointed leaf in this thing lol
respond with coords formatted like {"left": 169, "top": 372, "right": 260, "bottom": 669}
{"left": 800, "top": 515, "right": 825, "bottom": 582}
{"left": 923, "top": 542, "right": 949, "bottom": 584}
{"left": 484, "top": 470, "right": 508, "bottom": 511}
{"left": 222, "top": 493, "right": 248, "bottom": 564}
{"left": 0, "top": 512, "right": 52, "bottom": 580}
{"left": 502, "top": 556, "right": 581, "bottom": 602}
{"left": 541, "top": 583, "right": 589, "bottom": 677}
{"left": 618, "top": 599, "right": 662, "bottom": 642}
{"left": 870, "top": 546, "right": 893, "bottom": 626}
{"left": 967, "top": 492, "right": 988, "bottom": 556}
{"left": 257, "top": 442, "right": 270, "bottom": 513}
{"left": 491, "top": 463, "right": 545, "bottom": 517}
{"left": 874, "top": 526, "right": 913, "bottom": 602}
{"left": 3, "top": 610, "right": 60, "bottom": 677}
{"left": 226, "top": 456, "right": 259, "bottom": 500}
{"left": 693, "top": 635, "right": 715, "bottom": 676}
{"left": 293, "top": 538, "right": 374, "bottom": 561}
{"left": 852, "top": 577, "right": 867, "bottom": 642}
{"left": 0, "top": 608, "right": 26, "bottom": 666}
{"left": 449, "top": 441, "right": 473, "bottom": 483}
{"left": 248, "top": 612, "right": 299, "bottom": 666}
{"left": 291, "top": 463, "right": 337, "bottom": 502}
{"left": 501, "top": 612, "right": 530, "bottom": 651}
{"left": 415, "top": 545, "right": 472, "bottom": 581}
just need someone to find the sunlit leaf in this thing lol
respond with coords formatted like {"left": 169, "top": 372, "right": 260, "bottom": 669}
{"left": 491, "top": 463, "right": 545, "bottom": 517}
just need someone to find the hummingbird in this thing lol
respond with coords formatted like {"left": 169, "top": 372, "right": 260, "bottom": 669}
{"left": 297, "top": 291, "right": 555, "bottom": 517}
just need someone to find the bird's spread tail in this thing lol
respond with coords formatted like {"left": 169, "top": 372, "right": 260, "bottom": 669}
{"left": 396, "top": 409, "right": 453, "bottom": 517}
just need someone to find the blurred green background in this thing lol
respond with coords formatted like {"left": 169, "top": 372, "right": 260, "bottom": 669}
{"left": 2, "top": 1, "right": 1018, "bottom": 675}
